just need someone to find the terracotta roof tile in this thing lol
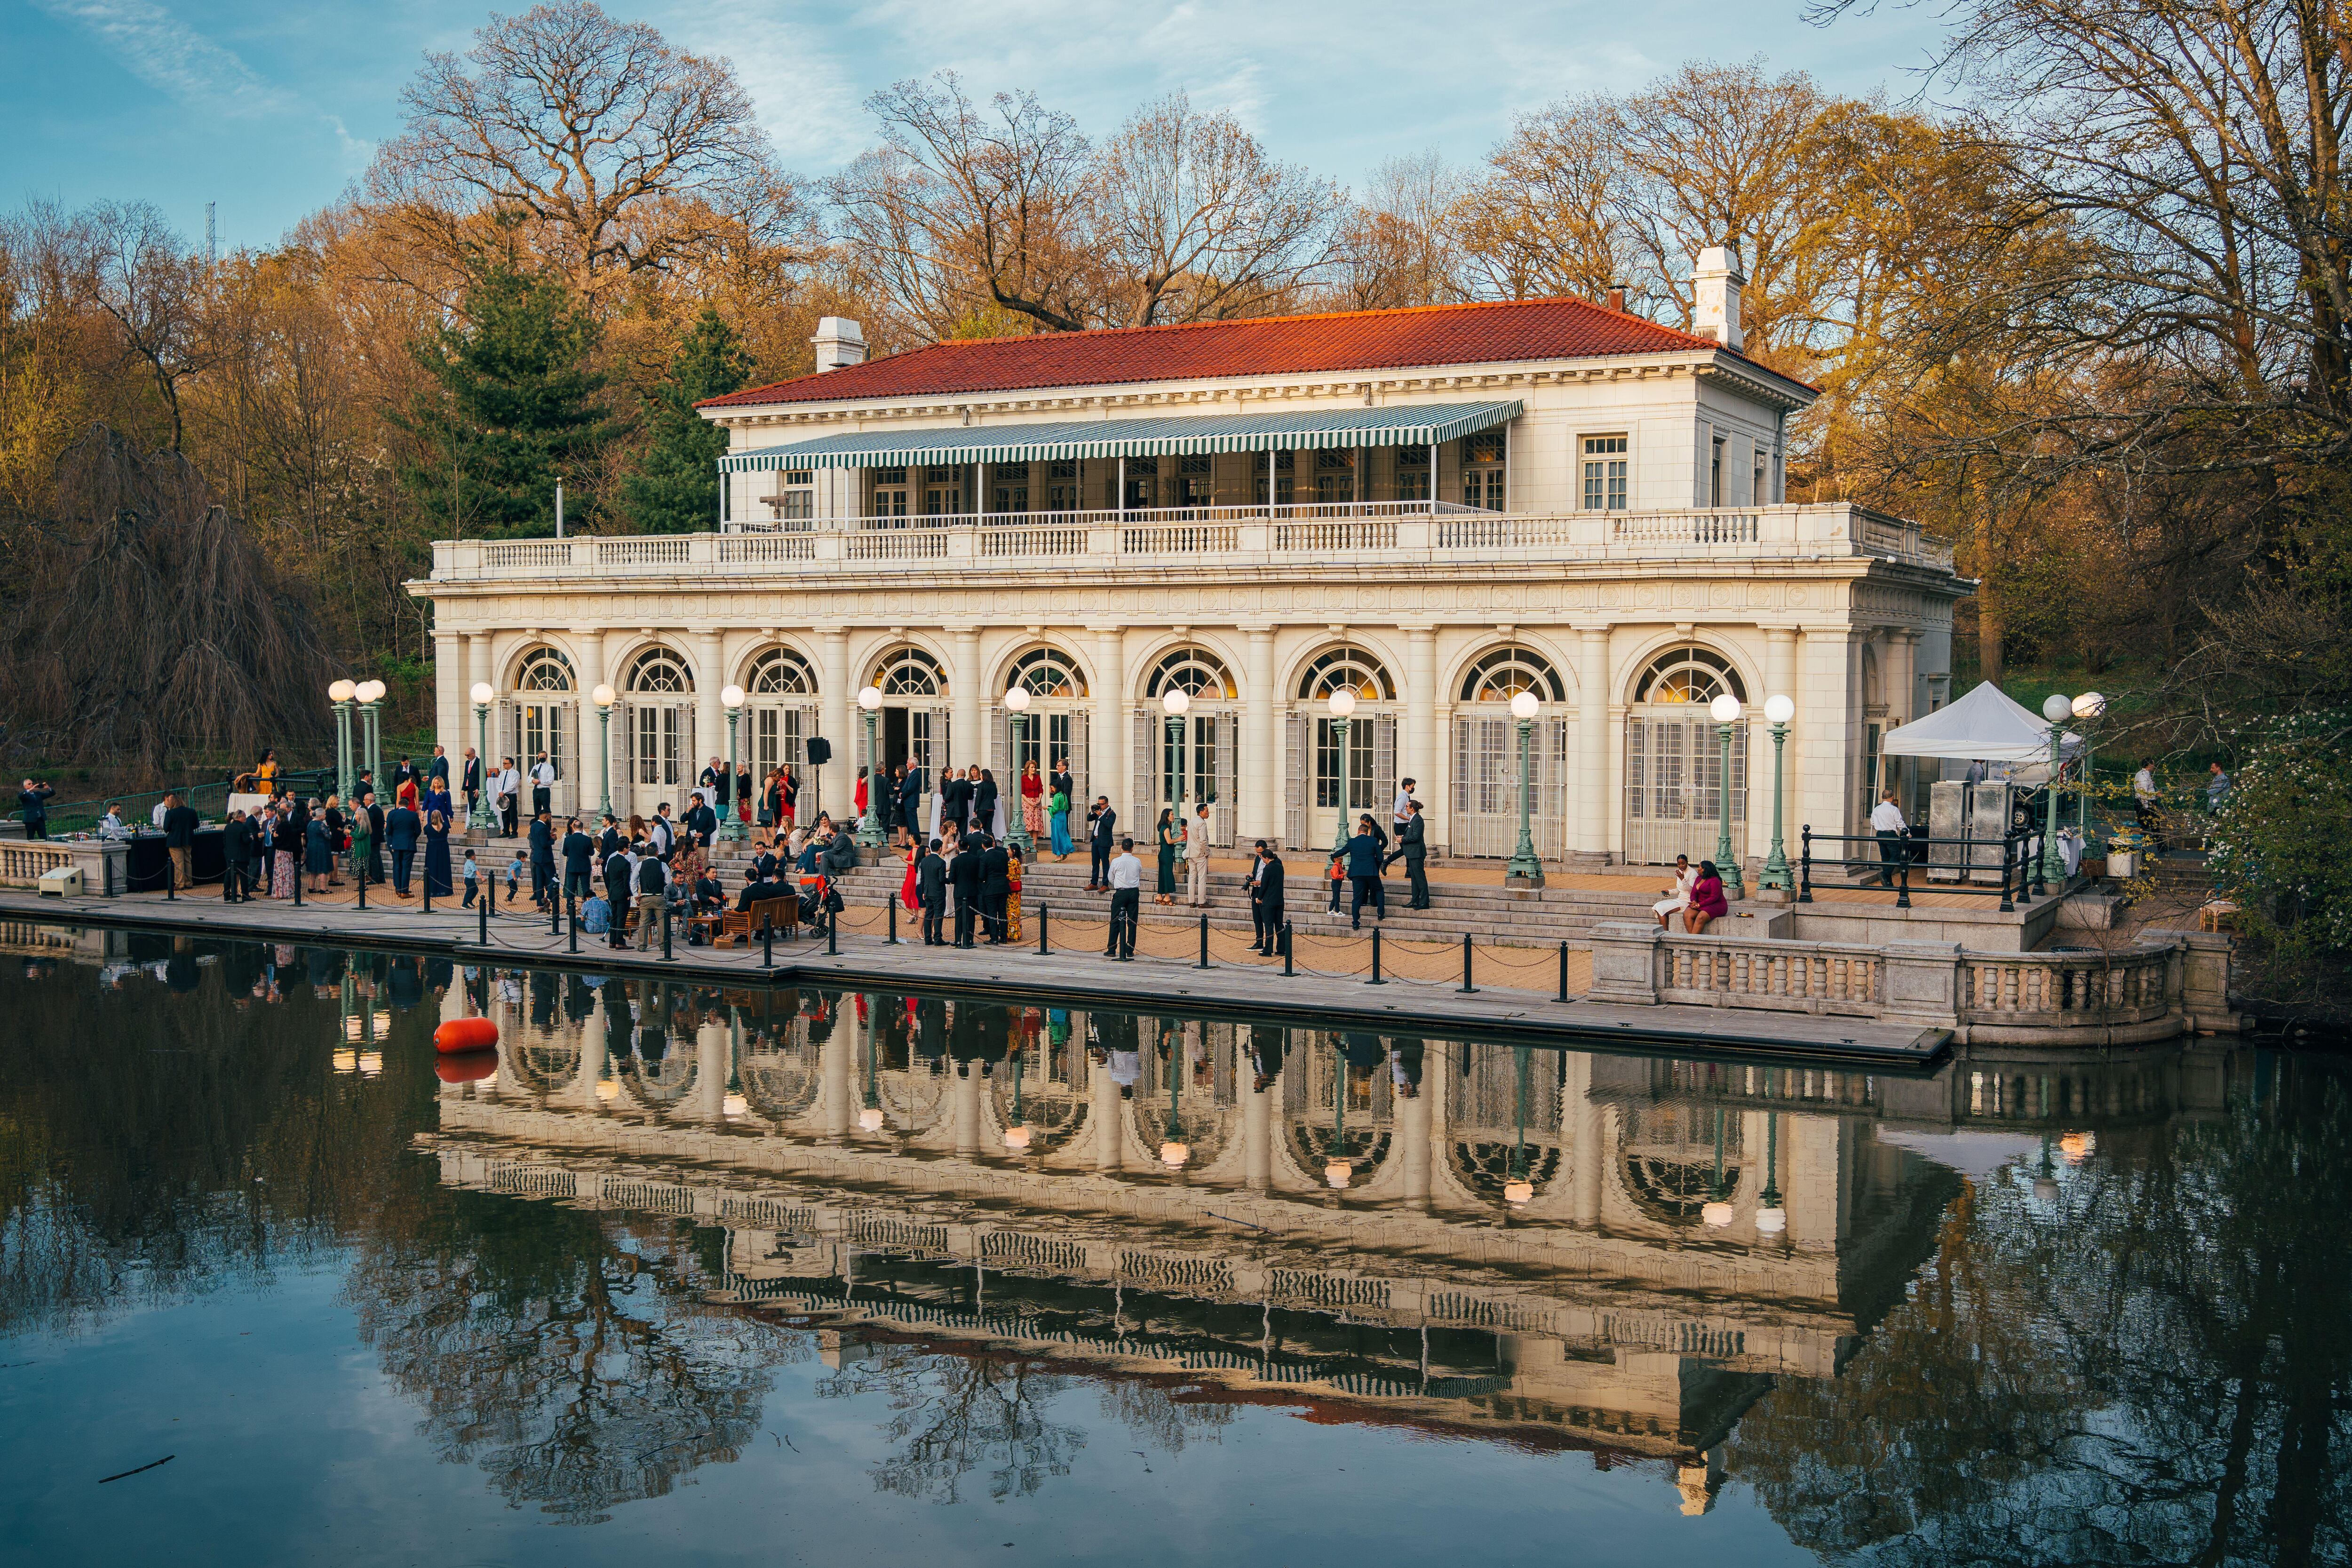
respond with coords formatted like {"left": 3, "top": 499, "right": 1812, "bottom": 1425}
{"left": 698, "top": 296, "right": 1756, "bottom": 410}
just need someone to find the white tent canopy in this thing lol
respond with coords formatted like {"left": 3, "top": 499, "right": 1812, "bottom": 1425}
{"left": 1880, "top": 680, "right": 2082, "bottom": 764}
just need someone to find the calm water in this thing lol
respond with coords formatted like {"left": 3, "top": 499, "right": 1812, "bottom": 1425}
{"left": 1, "top": 928, "right": 2344, "bottom": 1567}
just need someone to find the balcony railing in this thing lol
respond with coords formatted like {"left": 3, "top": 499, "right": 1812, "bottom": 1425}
{"left": 442, "top": 501, "right": 1954, "bottom": 579}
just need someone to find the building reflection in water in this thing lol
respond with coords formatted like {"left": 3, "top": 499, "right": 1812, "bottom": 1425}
{"left": 419, "top": 970, "right": 2263, "bottom": 1518}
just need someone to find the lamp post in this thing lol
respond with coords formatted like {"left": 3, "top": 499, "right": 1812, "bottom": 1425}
{"left": 720, "top": 684, "right": 747, "bottom": 841}
{"left": 355, "top": 679, "right": 386, "bottom": 788}
{"left": 1004, "top": 1043, "right": 1032, "bottom": 1152}
{"left": 1005, "top": 685, "right": 1034, "bottom": 854}
{"left": 1755, "top": 1111, "right": 1786, "bottom": 1235}
{"left": 591, "top": 683, "right": 616, "bottom": 817}
{"left": 2039, "top": 692, "right": 2072, "bottom": 887}
{"left": 329, "top": 680, "right": 357, "bottom": 806}
{"left": 1505, "top": 689, "right": 1545, "bottom": 888}
{"left": 1502, "top": 1044, "right": 1534, "bottom": 1205}
{"left": 1708, "top": 692, "right": 1746, "bottom": 900}
{"left": 1160, "top": 1039, "right": 1188, "bottom": 1170}
{"left": 2071, "top": 691, "right": 2106, "bottom": 852}
{"left": 1701, "top": 1108, "right": 1735, "bottom": 1228}
{"left": 1162, "top": 687, "right": 1191, "bottom": 819}
{"left": 856, "top": 685, "right": 884, "bottom": 847}
{"left": 858, "top": 1000, "right": 883, "bottom": 1132}
{"left": 1327, "top": 688, "right": 1356, "bottom": 854}
{"left": 469, "top": 682, "right": 498, "bottom": 831}
{"left": 1759, "top": 693, "right": 1796, "bottom": 891}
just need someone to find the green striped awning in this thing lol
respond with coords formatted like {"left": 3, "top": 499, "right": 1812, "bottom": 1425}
{"left": 716, "top": 400, "right": 1522, "bottom": 473}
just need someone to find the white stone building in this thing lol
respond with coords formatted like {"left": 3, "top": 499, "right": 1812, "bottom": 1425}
{"left": 413, "top": 257, "right": 1967, "bottom": 869}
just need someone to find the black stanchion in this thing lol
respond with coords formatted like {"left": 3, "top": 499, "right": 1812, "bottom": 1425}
{"left": 357, "top": 869, "right": 366, "bottom": 909}
{"left": 421, "top": 875, "right": 430, "bottom": 915}
{"left": 888, "top": 898, "right": 898, "bottom": 945}
{"left": 477, "top": 888, "right": 487, "bottom": 945}
{"left": 103, "top": 853, "right": 113, "bottom": 897}
{"left": 1038, "top": 901, "right": 1049, "bottom": 956}
{"left": 291, "top": 869, "right": 300, "bottom": 907}
{"left": 550, "top": 897, "right": 560, "bottom": 937}
{"left": 1896, "top": 855, "right": 1912, "bottom": 910}
{"left": 763, "top": 918, "right": 774, "bottom": 970}
{"left": 661, "top": 901, "right": 674, "bottom": 961}
{"left": 1282, "top": 922, "right": 1294, "bottom": 977}
{"left": 1367, "top": 927, "right": 1384, "bottom": 985}
{"left": 827, "top": 908, "right": 838, "bottom": 956}
{"left": 1557, "top": 940, "right": 1569, "bottom": 1003}
{"left": 1459, "top": 932, "right": 1476, "bottom": 994}
{"left": 1197, "top": 915, "right": 1211, "bottom": 970}
{"left": 1999, "top": 836, "right": 2017, "bottom": 914}
{"left": 568, "top": 895, "right": 579, "bottom": 952}
{"left": 1797, "top": 826, "right": 1813, "bottom": 903}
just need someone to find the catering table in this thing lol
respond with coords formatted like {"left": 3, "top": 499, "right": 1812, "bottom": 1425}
{"left": 122, "top": 827, "right": 227, "bottom": 891}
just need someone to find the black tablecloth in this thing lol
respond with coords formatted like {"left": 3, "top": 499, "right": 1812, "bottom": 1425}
{"left": 123, "top": 828, "right": 226, "bottom": 891}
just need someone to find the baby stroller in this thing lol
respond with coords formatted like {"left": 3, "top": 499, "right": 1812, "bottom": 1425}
{"left": 798, "top": 873, "right": 841, "bottom": 936}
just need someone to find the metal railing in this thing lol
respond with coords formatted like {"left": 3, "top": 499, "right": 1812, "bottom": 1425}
{"left": 1797, "top": 825, "right": 2037, "bottom": 910}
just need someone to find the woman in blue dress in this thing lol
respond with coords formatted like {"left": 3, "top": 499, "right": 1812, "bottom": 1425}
{"left": 423, "top": 808, "right": 454, "bottom": 899}
{"left": 1048, "top": 784, "right": 1073, "bottom": 860}
{"left": 303, "top": 802, "right": 332, "bottom": 894}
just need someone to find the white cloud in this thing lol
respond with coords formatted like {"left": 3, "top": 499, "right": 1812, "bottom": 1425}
{"left": 33, "top": 0, "right": 290, "bottom": 115}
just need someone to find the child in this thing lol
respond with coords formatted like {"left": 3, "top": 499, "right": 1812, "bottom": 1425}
{"left": 504, "top": 850, "right": 524, "bottom": 902}
{"left": 461, "top": 848, "right": 479, "bottom": 907}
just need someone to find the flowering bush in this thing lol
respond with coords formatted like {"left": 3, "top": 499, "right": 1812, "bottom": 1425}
{"left": 2208, "top": 710, "right": 2352, "bottom": 974}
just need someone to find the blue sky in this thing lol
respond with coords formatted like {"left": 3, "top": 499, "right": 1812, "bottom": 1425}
{"left": 4, "top": 0, "right": 1951, "bottom": 253}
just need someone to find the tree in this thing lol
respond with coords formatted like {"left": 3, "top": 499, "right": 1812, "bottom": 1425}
{"left": 1461, "top": 98, "right": 1650, "bottom": 307}
{"left": 73, "top": 201, "right": 218, "bottom": 452}
{"left": 397, "top": 264, "right": 622, "bottom": 539}
{"left": 621, "top": 307, "right": 753, "bottom": 533}
{"left": 1326, "top": 152, "right": 1471, "bottom": 311}
{"left": 369, "top": 1, "right": 796, "bottom": 301}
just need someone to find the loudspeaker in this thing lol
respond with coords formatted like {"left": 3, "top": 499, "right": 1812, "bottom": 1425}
{"left": 805, "top": 736, "right": 833, "bottom": 766}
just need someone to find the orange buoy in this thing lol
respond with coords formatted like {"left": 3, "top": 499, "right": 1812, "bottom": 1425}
{"left": 435, "top": 1050, "right": 498, "bottom": 1083}
{"left": 433, "top": 1017, "right": 499, "bottom": 1054}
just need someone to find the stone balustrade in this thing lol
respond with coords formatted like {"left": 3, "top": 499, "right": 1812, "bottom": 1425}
{"left": 1585, "top": 921, "right": 2239, "bottom": 1045}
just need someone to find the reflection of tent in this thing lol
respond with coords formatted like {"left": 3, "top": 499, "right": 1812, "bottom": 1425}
{"left": 1881, "top": 680, "right": 2082, "bottom": 764}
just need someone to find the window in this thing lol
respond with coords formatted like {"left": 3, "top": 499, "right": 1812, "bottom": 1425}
{"left": 869, "top": 467, "right": 908, "bottom": 520}
{"left": 770, "top": 470, "right": 815, "bottom": 522}
{"left": 921, "top": 465, "right": 965, "bottom": 517}
{"left": 1127, "top": 456, "right": 1160, "bottom": 476}
{"left": 626, "top": 647, "right": 692, "bottom": 694}
{"left": 747, "top": 647, "right": 815, "bottom": 696}
{"left": 1047, "top": 458, "right": 1081, "bottom": 512}
{"left": 513, "top": 646, "right": 574, "bottom": 692}
{"left": 1462, "top": 430, "right": 1505, "bottom": 510}
{"left": 1146, "top": 647, "right": 1236, "bottom": 701}
{"left": 1393, "top": 443, "right": 1430, "bottom": 502}
{"left": 1005, "top": 645, "right": 1086, "bottom": 699}
{"left": 1178, "top": 454, "right": 1211, "bottom": 475}
{"left": 1253, "top": 449, "right": 1294, "bottom": 507}
{"left": 1633, "top": 645, "right": 1746, "bottom": 705}
{"left": 1582, "top": 435, "right": 1628, "bottom": 511}
{"left": 1711, "top": 436, "right": 1725, "bottom": 508}
{"left": 1314, "top": 446, "right": 1356, "bottom": 504}
{"left": 1295, "top": 645, "right": 1396, "bottom": 702}
{"left": 1459, "top": 645, "right": 1567, "bottom": 703}
{"left": 870, "top": 645, "right": 945, "bottom": 697}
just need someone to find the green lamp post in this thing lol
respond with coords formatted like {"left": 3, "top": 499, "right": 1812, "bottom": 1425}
{"left": 720, "top": 683, "right": 747, "bottom": 842}
{"left": 1162, "top": 686, "right": 1191, "bottom": 827}
{"left": 1758, "top": 693, "right": 1796, "bottom": 891}
{"left": 1708, "top": 692, "right": 1746, "bottom": 900}
{"left": 1327, "top": 688, "right": 1356, "bottom": 855}
{"left": 329, "top": 680, "right": 357, "bottom": 805}
{"left": 856, "top": 685, "right": 885, "bottom": 848}
{"left": 1006, "top": 684, "right": 1035, "bottom": 854}
{"left": 469, "top": 681, "right": 498, "bottom": 832}
{"left": 2038, "top": 692, "right": 2073, "bottom": 888}
{"left": 591, "top": 684, "right": 616, "bottom": 817}
{"left": 1505, "top": 689, "right": 1545, "bottom": 888}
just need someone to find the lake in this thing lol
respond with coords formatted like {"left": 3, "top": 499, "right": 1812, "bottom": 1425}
{"left": 0, "top": 926, "right": 2342, "bottom": 1566}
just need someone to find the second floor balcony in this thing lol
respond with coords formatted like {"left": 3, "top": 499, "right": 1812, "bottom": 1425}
{"left": 430, "top": 500, "right": 1955, "bottom": 583}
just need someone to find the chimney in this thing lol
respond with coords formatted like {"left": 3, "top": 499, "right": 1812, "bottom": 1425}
{"left": 1691, "top": 245, "right": 1745, "bottom": 351}
{"left": 1605, "top": 283, "right": 1626, "bottom": 314}
{"left": 811, "top": 316, "right": 867, "bottom": 374}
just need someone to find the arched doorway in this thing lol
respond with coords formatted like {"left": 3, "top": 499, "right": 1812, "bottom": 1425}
{"left": 993, "top": 644, "right": 1090, "bottom": 815}
{"left": 503, "top": 645, "right": 578, "bottom": 819}
{"left": 1623, "top": 644, "right": 1748, "bottom": 866}
{"left": 743, "top": 646, "right": 818, "bottom": 814}
{"left": 622, "top": 646, "right": 694, "bottom": 818}
{"left": 865, "top": 644, "right": 952, "bottom": 787}
{"left": 1450, "top": 645, "right": 1570, "bottom": 860}
{"left": 1287, "top": 645, "right": 1396, "bottom": 850}
{"left": 1137, "top": 645, "right": 1237, "bottom": 846}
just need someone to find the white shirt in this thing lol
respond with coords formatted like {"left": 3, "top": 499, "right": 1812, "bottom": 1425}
{"left": 1108, "top": 852, "right": 1143, "bottom": 890}
{"left": 2133, "top": 768, "right": 2157, "bottom": 803}
{"left": 531, "top": 762, "right": 556, "bottom": 787}
{"left": 1392, "top": 788, "right": 1414, "bottom": 823}
{"left": 650, "top": 817, "right": 673, "bottom": 852}
{"left": 494, "top": 767, "right": 519, "bottom": 800}
{"left": 151, "top": 801, "right": 170, "bottom": 828}
{"left": 99, "top": 811, "right": 126, "bottom": 837}
{"left": 1870, "top": 801, "right": 1907, "bottom": 833}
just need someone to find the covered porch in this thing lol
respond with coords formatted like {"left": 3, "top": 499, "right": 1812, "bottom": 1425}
{"left": 716, "top": 401, "right": 1522, "bottom": 531}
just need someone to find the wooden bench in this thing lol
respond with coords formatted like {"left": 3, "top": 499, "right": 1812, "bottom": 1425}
{"left": 721, "top": 894, "right": 798, "bottom": 946}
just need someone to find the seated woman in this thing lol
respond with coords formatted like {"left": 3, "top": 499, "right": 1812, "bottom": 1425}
{"left": 1683, "top": 860, "right": 1728, "bottom": 934}
{"left": 1652, "top": 855, "right": 1696, "bottom": 929}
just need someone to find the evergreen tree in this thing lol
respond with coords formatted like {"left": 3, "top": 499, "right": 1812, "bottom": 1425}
{"left": 398, "top": 266, "right": 620, "bottom": 539}
{"left": 623, "top": 307, "right": 755, "bottom": 533}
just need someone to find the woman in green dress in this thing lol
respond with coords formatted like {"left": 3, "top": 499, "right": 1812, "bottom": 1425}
{"left": 1154, "top": 807, "right": 1179, "bottom": 904}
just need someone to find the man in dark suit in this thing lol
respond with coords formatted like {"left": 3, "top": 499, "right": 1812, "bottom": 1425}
{"left": 897, "top": 761, "right": 923, "bottom": 848}
{"left": 160, "top": 792, "right": 201, "bottom": 891}
{"left": 560, "top": 818, "right": 594, "bottom": 903}
{"left": 362, "top": 789, "right": 387, "bottom": 887}
{"left": 941, "top": 767, "right": 971, "bottom": 842}
{"left": 461, "top": 748, "right": 482, "bottom": 820}
{"left": 979, "top": 834, "right": 1012, "bottom": 943}
{"left": 15, "top": 779, "right": 55, "bottom": 839}
{"left": 1332, "top": 815, "right": 1386, "bottom": 929}
{"left": 429, "top": 745, "right": 450, "bottom": 788}
{"left": 598, "top": 813, "right": 623, "bottom": 861}
{"left": 1385, "top": 800, "right": 1430, "bottom": 908}
{"left": 1248, "top": 840, "right": 1285, "bottom": 954}
{"left": 528, "top": 810, "right": 556, "bottom": 911}
{"left": 222, "top": 809, "right": 254, "bottom": 901}
{"left": 386, "top": 800, "right": 422, "bottom": 896}
{"left": 918, "top": 838, "right": 948, "bottom": 945}
{"left": 1086, "top": 797, "right": 1115, "bottom": 890}
{"left": 948, "top": 833, "right": 985, "bottom": 947}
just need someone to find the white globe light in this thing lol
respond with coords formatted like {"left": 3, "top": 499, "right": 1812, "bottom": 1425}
{"left": 1701, "top": 1200, "right": 1736, "bottom": 1228}
{"left": 469, "top": 681, "right": 494, "bottom": 705}
{"left": 1509, "top": 690, "right": 1540, "bottom": 721}
{"left": 858, "top": 685, "right": 884, "bottom": 711}
{"left": 1160, "top": 1140, "right": 1190, "bottom": 1169}
{"left": 1502, "top": 1178, "right": 1534, "bottom": 1206}
{"left": 722, "top": 1093, "right": 747, "bottom": 1118}
{"left": 1163, "top": 687, "right": 1191, "bottom": 716}
{"left": 720, "top": 683, "right": 745, "bottom": 708}
{"left": 1327, "top": 689, "right": 1357, "bottom": 718}
{"left": 591, "top": 683, "right": 617, "bottom": 707}
{"left": 1003, "top": 685, "right": 1031, "bottom": 712}
{"left": 1708, "top": 693, "right": 1742, "bottom": 724}
{"left": 2071, "top": 691, "right": 2107, "bottom": 719}
{"left": 2042, "top": 692, "right": 2074, "bottom": 723}
{"left": 355, "top": 680, "right": 380, "bottom": 703}
{"left": 857, "top": 1106, "right": 884, "bottom": 1132}
{"left": 1764, "top": 693, "right": 1796, "bottom": 724}
{"left": 1754, "top": 1206, "right": 1787, "bottom": 1234}
{"left": 328, "top": 679, "right": 357, "bottom": 702}
{"left": 1003, "top": 1124, "right": 1033, "bottom": 1151}
{"left": 1325, "top": 1160, "right": 1352, "bottom": 1190}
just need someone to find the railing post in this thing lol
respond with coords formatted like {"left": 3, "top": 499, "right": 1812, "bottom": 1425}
{"left": 357, "top": 868, "right": 366, "bottom": 910}
{"left": 763, "top": 918, "right": 773, "bottom": 970}
{"left": 1557, "top": 940, "right": 1570, "bottom": 1003}
{"left": 1998, "top": 834, "right": 2016, "bottom": 914}
{"left": 568, "top": 894, "right": 579, "bottom": 953}
{"left": 1367, "top": 927, "right": 1385, "bottom": 985}
{"left": 478, "top": 884, "right": 487, "bottom": 944}
{"left": 661, "top": 900, "right": 674, "bottom": 961}
{"left": 1896, "top": 853, "right": 1912, "bottom": 910}
{"left": 1038, "top": 900, "right": 1049, "bottom": 956}
{"left": 888, "top": 897, "right": 899, "bottom": 946}
{"left": 1459, "top": 932, "right": 1476, "bottom": 994}
{"left": 1797, "top": 826, "right": 1813, "bottom": 902}
{"left": 1282, "top": 921, "right": 1294, "bottom": 977}
{"left": 827, "top": 907, "right": 838, "bottom": 956}
{"left": 1198, "top": 914, "right": 1211, "bottom": 970}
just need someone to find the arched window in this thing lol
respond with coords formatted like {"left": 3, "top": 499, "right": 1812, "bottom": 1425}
{"left": 1005, "top": 645, "right": 1086, "bottom": 699}
{"left": 1295, "top": 645, "right": 1396, "bottom": 702}
{"left": 1633, "top": 645, "right": 1746, "bottom": 705}
{"left": 512, "top": 645, "right": 574, "bottom": 692}
{"left": 871, "top": 645, "right": 944, "bottom": 697}
{"left": 1458, "top": 645, "right": 1565, "bottom": 703}
{"left": 627, "top": 647, "right": 693, "bottom": 694}
{"left": 1145, "top": 646, "right": 1235, "bottom": 700}
{"left": 747, "top": 647, "right": 816, "bottom": 696}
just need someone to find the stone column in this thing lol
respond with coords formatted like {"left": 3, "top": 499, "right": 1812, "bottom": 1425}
{"left": 1404, "top": 625, "right": 1437, "bottom": 841}
{"left": 1092, "top": 626, "right": 1127, "bottom": 823}
{"left": 1093, "top": 1030, "right": 1124, "bottom": 1171}
{"left": 1565, "top": 1051, "right": 1603, "bottom": 1226}
{"left": 693, "top": 628, "right": 724, "bottom": 795}
{"left": 952, "top": 1050, "right": 982, "bottom": 1158}
{"left": 1243, "top": 626, "right": 1279, "bottom": 844}
{"left": 1243, "top": 1032, "right": 1273, "bottom": 1191}
{"left": 950, "top": 626, "right": 983, "bottom": 777}
{"left": 1576, "top": 627, "right": 1610, "bottom": 863}
{"left": 698, "top": 1019, "right": 729, "bottom": 1125}
{"left": 577, "top": 993, "right": 608, "bottom": 1111}
{"left": 573, "top": 626, "right": 604, "bottom": 818}
{"left": 822, "top": 999, "right": 853, "bottom": 1138}
{"left": 819, "top": 627, "right": 852, "bottom": 826}
{"left": 1398, "top": 1066, "right": 1432, "bottom": 1207}
{"left": 436, "top": 630, "right": 466, "bottom": 768}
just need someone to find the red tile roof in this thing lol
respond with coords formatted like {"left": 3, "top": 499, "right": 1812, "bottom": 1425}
{"left": 698, "top": 296, "right": 1759, "bottom": 410}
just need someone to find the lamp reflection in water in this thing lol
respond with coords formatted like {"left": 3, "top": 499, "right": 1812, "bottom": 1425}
{"left": 1004, "top": 1039, "right": 1033, "bottom": 1151}
{"left": 858, "top": 994, "right": 884, "bottom": 1132}
{"left": 1701, "top": 1107, "right": 1736, "bottom": 1227}
{"left": 1160, "top": 1031, "right": 1189, "bottom": 1169}
{"left": 1754, "top": 1107, "right": 1786, "bottom": 1234}
{"left": 1503, "top": 1045, "right": 1534, "bottom": 1205}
